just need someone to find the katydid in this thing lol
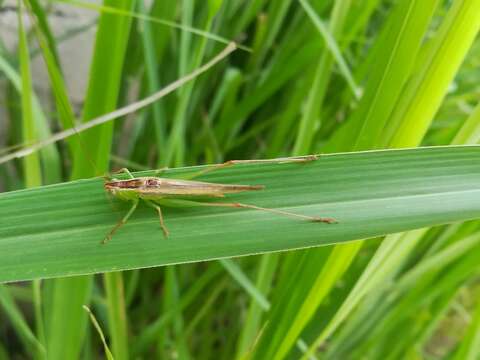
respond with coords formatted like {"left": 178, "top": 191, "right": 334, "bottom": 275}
{"left": 102, "top": 156, "right": 337, "bottom": 244}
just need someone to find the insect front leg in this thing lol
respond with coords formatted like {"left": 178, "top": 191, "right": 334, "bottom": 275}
{"left": 144, "top": 200, "right": 169, "bottom": 238}
{"left": 103, "top": 199, "right": 139, "bottom": 244}
{"left": 153, "top": 167, "right": 169, "bottom": 176}
{"left": 112, "top": 168, "right": 135, "bottom": 179}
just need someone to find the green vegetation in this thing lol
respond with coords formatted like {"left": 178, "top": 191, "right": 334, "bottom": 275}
{"left": 0, "top": 0, "right": 479, "bottom": 359}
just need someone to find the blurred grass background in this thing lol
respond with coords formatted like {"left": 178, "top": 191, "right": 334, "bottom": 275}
{"left": 1, "top": 0, "right": 480, "bottom": 359}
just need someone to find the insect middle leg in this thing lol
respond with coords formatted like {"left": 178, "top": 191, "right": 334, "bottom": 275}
{"left": 144, "top": 200, "right": 169, "bottom": 238}
{"left": 103, "top": 199, "right": 139, "bottom": 244}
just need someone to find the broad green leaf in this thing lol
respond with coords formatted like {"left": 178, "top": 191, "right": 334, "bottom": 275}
{"left": 1, "top": 146, "right": 479, "bottom": 283}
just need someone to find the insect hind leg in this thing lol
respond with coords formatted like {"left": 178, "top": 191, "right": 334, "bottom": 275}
{"left": 172, "top": 199, "right": 336, "bottom": 224}
{"left": 182, "top": 156, "right": 319, "bottom": 180}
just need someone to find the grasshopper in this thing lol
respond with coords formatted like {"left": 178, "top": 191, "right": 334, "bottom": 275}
{"left": 103, "top": 156, "right": 337, "bottom": 243}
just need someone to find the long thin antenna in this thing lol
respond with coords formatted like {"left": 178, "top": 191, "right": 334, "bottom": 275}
{"left": 0, "top": 42, "right": 237, "bottom": 165}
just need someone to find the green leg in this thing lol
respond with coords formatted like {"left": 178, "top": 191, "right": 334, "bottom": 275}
{"left": 153, "top": 167, "right": 169, "bottom": 176}
{"left": 159, "top": 198, "right": 337, "bottom": 224}
{"left": 111, "top": 167, "right": 167, "bottom": 180}
{"left": 113, "top": 168, "right": 135, "bottom": 179}
{"left": 103, "top": 199, "right": 139, "bottom": 244}
{"left": 181, "top": 156, "right": 319, "bottom": 180}
{"left": 144, "top": 200, "right": 169, "bottom": 238}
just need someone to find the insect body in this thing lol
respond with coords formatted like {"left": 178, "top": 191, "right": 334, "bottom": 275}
{"left": 103, "top": 159, "right": 336, "bottom": 243}
{"left": 105, "top": 177, "right": 264, "bottom": 199}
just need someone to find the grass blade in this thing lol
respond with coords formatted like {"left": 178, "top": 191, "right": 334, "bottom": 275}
{"left": 298, "top": 0, "right": 359, "bottom": 99}
{"left": 83, "top": 306, "right": 114, "bottom": 360}
{"left": 56, "top": 0, "right": 251, "bottom": 51}
{"left": 293, "top": 0, "right": 354, "bottom": 155}
{"left": 18, "top": 0, "right": 41, "bottom": 188}
{"left": 0, "top": 147, "right": 479, "bottom": 283}
{"left": 0, "top": 285, "right": 45, "bottom": 357}
{"left": 387, "top": 0, "right": 480, "bottom": 148}
{"left": 0, "top": 43, "right": 237, "bottom": 166}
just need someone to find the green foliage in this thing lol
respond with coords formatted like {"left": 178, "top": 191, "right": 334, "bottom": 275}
{"left": 0, "top": 1, "right": 480, "bottom": 359}
{"left": 0, "top": 146, "right": 478, "bottom": 283}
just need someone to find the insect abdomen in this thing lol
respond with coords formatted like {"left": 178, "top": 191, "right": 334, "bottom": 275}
{"left": 219, "top": 184, "right": 264, "bottom": 193}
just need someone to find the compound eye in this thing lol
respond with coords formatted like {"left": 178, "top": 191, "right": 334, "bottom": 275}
{"left": 147, "top": 179, "right": 158, "bottom": 186}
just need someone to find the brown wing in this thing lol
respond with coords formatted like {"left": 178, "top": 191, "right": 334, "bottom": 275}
{"left": 137, "top": 177, "right": 264, "bottom": 197}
